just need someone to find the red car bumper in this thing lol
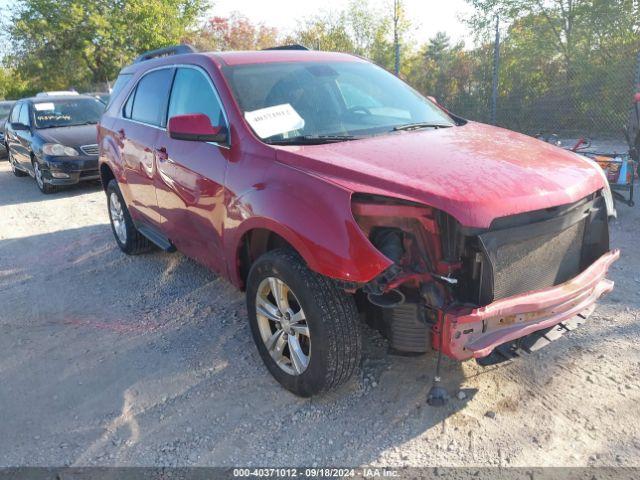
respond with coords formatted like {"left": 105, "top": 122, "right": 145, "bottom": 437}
{"left": 441, "top": 249, "right": 620, "bottom": 360}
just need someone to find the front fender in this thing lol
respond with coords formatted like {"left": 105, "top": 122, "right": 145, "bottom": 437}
{"left": 224, "top": 162, "right": 392, "bottom": 287}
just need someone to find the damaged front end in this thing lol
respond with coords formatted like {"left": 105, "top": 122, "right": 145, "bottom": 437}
{"left": 351, "top": 192, "right": 618, "bottom": 363}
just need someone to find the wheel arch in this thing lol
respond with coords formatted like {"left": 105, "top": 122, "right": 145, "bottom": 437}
{"left": 98, "top": 133, "right": 126, "bottom": 190}
{"left": 232, "top": 221, "right": 315, "bottom": 291}
{"left": 100, "top": 163, "right": 115, "bottom": 191}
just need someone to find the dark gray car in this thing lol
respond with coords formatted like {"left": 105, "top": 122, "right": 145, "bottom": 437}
{"left": 0, "top": 100, "right": 16, "bottom": 158}
{"left": 5, "top": 95, "right": 104, "bottom": 193}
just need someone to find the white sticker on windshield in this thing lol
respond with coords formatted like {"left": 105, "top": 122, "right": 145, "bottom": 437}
{"left": 34, "top": 102, "right": 55, "bottom": 111}
{"left": 244, "top": 104, "right": 305, "bottom": 139}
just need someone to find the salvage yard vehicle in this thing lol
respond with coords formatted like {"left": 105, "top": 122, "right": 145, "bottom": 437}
{"left": 98, "top": 45, "right": 619, "bottom": 399}
{"left": 0, "top": 100, "right": 16, "bottom": 158}
{"left": 5, "top": 95, "right": 105, "bottom": 193}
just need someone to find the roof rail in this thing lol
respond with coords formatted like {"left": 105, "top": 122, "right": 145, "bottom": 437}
{"left": 262, "top": 44, "right": 309, "bottom": 51}
{"left": 134, "top": 44, "right": 197, "bottom": 63}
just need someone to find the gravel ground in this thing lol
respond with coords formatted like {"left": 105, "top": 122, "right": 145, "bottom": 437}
{"left": 1, "top": 160, "right": 639, "bottom": 468}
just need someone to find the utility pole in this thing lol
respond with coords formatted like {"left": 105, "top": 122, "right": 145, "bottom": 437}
{"left": 393, "top": 0, "right": 400, "bottom": 76}
{"left": 491, "top": 14, "right": 500, "bottom": 125}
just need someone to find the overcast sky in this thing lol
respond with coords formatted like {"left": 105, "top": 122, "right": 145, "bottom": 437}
{"left": 0, "top": 0, "right": 475, "bottom": 51}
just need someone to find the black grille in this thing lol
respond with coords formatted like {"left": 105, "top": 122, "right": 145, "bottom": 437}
{"left": 492, "top": 220, "right": 585, "bottom": 299}
{"left": 80, "top": 144, "right": 99, "bottom": 156}
{"left": 453, "top": 194, "right": 609, "bottom": 306}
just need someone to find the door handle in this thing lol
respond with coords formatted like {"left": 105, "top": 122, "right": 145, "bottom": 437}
{"left": 154, "top": 147, "right": 173, "bottom": 163}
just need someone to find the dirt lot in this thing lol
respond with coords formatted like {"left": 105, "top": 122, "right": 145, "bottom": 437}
{"left": 1, "top": 160, "right": 639, "bottom": 468}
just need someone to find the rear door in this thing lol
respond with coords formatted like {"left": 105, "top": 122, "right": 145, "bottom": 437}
{"left": 5, "top": 102, "right": 22, "bottom": 161}
{"left": 118, "top": 67, "right": 174, "bottom": 226}
{"left": 153, "top": 65, "right": 230, "bottom": 274}
{"left": 14, "top": 102, "right": 33, "bottom": 170}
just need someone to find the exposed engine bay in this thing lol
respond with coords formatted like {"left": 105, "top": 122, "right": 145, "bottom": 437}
{"left": 351, "top": 191, "right": 613, "bottom": 361}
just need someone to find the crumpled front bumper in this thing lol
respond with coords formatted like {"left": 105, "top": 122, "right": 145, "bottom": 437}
{"left": 441, "top": 249, "right": 620, "bottom": 360}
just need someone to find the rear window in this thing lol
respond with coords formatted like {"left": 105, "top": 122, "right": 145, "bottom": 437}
{"left": 107, "top": 73, "right": 133, "bottom": 108}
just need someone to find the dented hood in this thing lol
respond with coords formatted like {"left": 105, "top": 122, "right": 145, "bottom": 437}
{"left": 274, "top": 122, "right": 605, "bottom": 228}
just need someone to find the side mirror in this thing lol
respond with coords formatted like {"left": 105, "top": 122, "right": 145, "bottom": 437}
{"left": 12, "top": 122, "right": 29, "bottom": 131}
{"left": 168, "top": 114, "right": 227, "bottom": 143}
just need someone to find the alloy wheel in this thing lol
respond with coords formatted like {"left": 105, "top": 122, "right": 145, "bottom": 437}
{"left": 109, "top": 192, "right": 127, "bottom": 244}
{"left": 255, "top": 276, "right": 311, "bottom": 375}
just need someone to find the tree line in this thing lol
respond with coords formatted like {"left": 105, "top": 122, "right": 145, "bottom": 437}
{"left": 1, "top": 0, "right": 638, "bottom": 135}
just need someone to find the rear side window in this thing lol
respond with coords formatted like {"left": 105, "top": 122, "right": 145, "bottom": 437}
{"left": 168, "top": 68, "right": 226, "bottom": 127}
{"left": 128, "top": 68, "right": 174, "bottom": 127}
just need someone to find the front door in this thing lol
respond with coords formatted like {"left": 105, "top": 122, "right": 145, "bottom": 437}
{"left": 118, "top": 67, "right": 175, "bottom": 226}
{"left": 154, "top": 66, "right": 230, "bottom": 274}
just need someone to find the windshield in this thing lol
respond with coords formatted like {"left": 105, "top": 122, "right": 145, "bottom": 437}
{"left": 223, "top": 61, "right": 455, "bottom": 144}
{"left": 0, "top": 104, "right": 13, "bottom": 119}
{"left": 32, "top": 98, "right": 105, "bottom": 129}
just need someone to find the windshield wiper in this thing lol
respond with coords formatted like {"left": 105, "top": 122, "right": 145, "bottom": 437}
{"left": 392, "top": 122, "right": 452, "bottom": 132}
{"left": 36, "top": 122, "right": 98, "bottom": 129}
{"left": 266, "top": 134, "right": 360, "bottom": 145}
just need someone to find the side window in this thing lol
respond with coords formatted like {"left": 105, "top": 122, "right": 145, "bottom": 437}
{"left": 129, "top": 68, "right": 174, "bottom": 126}
{"left": 168, "top": 68, "right": 225, "bottom": 127}
{"left": 11, "top": 103, "right": 22, "bottom": 123}
{"left": 18, "top": 103, "right": 30, "bottom": 126}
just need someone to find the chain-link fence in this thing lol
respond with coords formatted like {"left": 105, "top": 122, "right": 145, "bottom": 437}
{"left": 436, "top": 47, "right": 640, "bottom": 141}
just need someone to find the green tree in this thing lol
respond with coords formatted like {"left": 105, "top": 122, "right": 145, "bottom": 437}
{"left": 291, "top": 0, "right": 410, "bottom": 75}
{"left": 0, "top": 67, "right": 33, "bottom": 100}
{"left": 425, "top": 32, "right": 451, "bottom": 63}
{"left": 6, "top": 0, "right": 206, "bottom": 92}
{"left": 405, "top": 32, "right": 479, "bottom": 114}
{"left": 294, "top": 11, "right": 355, "bottom": 52}
{"left": 463, "top": 0, "right": 640, "bottom": 134}
{"left": 465, "top": 0, "right": 640, "bottom": 80}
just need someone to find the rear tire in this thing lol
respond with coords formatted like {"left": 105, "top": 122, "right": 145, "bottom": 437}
{"left": 106, "top": 179, "right": 153, "bottom": 255}
{"left": 246, "top": 248, "right": 361, "bottom": 397}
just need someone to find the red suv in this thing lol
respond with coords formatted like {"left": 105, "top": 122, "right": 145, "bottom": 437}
{"left": 98, "top": 45, "right": 619, "bottom": 398}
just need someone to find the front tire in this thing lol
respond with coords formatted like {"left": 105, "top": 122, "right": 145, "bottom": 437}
{"left": 33, "top": 159, "right": 56, "bottom": 193}
{"left": 9, "top": 151, "right": 27, "bottom": 177}
{"left": 106, "top": 179, "right": 153, "bottom": 255}
{"left": 246, "top": 248, "right": 361, "bottom": 397}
